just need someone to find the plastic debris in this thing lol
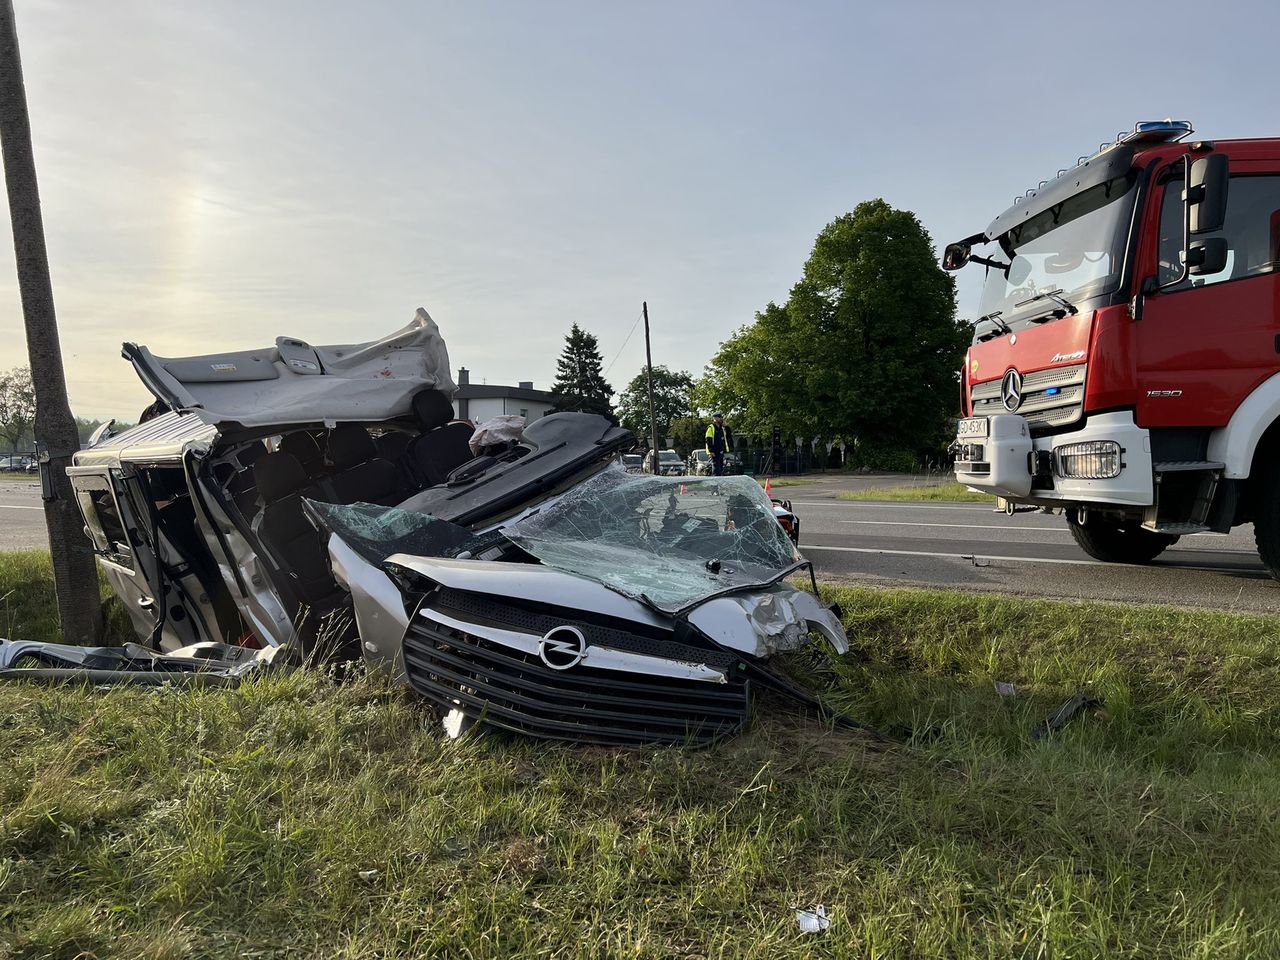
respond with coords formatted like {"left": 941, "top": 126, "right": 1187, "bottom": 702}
{"left": 1032, "top": 692, "right": 1102, "bottom": 740}
{"left": 795, "top": 905, "right": 831, "bottom": 934}
{"left": 357, "top": 869, "right": 380, "bottom": 882}
{"left": 993, "top": 681, "right": 1017, "bottom": 698}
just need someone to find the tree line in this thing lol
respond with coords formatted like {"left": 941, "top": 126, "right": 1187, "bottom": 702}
{"left": 547, "top": 199, "right": 968, "bottom": 467}
{"left": 0, "top": 366, "right": 132, "bottom": 453}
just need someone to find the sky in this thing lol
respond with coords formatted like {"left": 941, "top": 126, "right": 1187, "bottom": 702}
{"left": 1, "top": 0, "right": 1278, "bottom": 421}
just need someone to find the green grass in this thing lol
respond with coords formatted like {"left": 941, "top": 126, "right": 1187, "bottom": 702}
{"left": 3, "top": 558, "right": 1280, "bottom": 957}
{"left": 0, "top": 472, "right": 40, "bottom": 483}
{"left": 840, "top": 479, "right": 996, "bottom": 502}
{"left": 756, "top": 477, "right": 817, "bottom": 488}
{"left": 0, "top": 550, "right": 132, "bottom": 644}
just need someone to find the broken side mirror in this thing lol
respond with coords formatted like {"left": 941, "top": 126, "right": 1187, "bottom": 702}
{"left": 942, "top": 242, "right": 970, "bottom": 271}
{"left": 1185, "top": 237, "right": 1229, "bottom": 276}
{"left": 1185, "top": 153, "right": 1229, "bottom": 234}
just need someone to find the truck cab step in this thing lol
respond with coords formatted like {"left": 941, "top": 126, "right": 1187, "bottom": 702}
{"left": 1153, "top": 460, "right": 1226, "bottom": 473}
{"left": 1144, "top": 521, "right": 1209, "bottom": 535}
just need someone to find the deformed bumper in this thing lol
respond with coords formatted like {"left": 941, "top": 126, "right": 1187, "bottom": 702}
{"left": 340, "top": 553, "right": 848, "bottom": 746}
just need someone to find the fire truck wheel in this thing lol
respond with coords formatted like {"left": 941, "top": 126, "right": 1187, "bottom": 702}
{"left": 1066, "top": 511, "right": 1179, "bottom": 564}
{"left": 1253, "top": 468, "right": 1280, "bottom": 581}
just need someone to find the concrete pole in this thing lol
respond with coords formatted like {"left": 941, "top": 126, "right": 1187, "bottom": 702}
{"left": 0, "top": 0, "right": 102, "bottom": 643}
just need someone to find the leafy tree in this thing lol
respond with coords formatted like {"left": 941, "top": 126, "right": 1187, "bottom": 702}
{"left": 0, "top": 366, "right": 35, "bottom": 452}
{"left": 699, "top": 200, "right": 967, "bottom": 457}
{"left": 615, "top": 365, "right": 695, "bottom": 444}
{"left": 550, "top": 323, "right": 613, "bottom": 418}
{"left": 669, "top": 416, "right": 706, "bottom": 459}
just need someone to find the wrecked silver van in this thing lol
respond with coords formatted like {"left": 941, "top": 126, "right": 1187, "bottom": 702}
{"left": 59, "top": 309, "right": 848, "bottom": 745}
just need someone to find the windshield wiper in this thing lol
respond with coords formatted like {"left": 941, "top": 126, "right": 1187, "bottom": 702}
{"left": 1014, "top": 289, "right": 1078, "bottom": 322}
{"left": 971, "top": 310, "right": 1011, "bottom": 340}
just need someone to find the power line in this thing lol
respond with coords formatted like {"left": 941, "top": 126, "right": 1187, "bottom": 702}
{"left": 603, "top": 307, "right": 644, "bottom": 378}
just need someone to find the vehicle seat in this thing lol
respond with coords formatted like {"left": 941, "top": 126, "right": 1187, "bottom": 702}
{"left": 280, "top": 430, "right": 328, "bottom": 476}
{"left": 252, "top": 450, "right": 342, "bottom": 611}
{"left": 402, "top": 389, "right": 475, "bottom": 488}
{"left": 325, "top": 424, "right": 402, "bottom": 506}
{"left": 375, "top": 429, "right": 412, "bottom": 463}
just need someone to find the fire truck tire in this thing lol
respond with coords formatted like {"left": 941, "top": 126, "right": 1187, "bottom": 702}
{"left": 1066, "top": 511, "right": 1179, "bottom": 564}
{"left": 1253, "top": 465, "right": 1280, "bottom": 581}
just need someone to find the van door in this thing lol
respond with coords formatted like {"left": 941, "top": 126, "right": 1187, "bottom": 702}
{"left": 69, "top": 468, "right": 205, "bottom": 650}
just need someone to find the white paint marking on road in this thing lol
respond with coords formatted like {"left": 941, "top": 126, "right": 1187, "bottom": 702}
{"left": 793, "top": 500, "right": 997, "bottom": 511}
{"left": 803, "top": 543, "right": 1259, "bottom": 575}
{"left": 838, "top": 519, "right": 1065, "bottom": 532}
{"left": 0, "top": 504, "right": 42, "bottom": 511}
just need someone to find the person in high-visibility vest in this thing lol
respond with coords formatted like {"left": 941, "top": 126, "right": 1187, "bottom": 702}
{"left": 705, "top": 413, "right": 733, "bottom": 476}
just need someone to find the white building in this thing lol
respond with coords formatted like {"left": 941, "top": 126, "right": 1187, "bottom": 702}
{"left": 452, "top": 368, "right": 557, "bottom": 423}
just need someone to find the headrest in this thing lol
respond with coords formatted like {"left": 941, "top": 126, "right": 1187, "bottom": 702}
{"left": 279, "top": 431, "right": 323, "bottom": 467}
{"left": 327, "top": 424, "right": 377, "bottom": 469}
{"left": 254, "top": 451, "right": 309, "bottom": 502}
{"left": 411, "top": 388, "right": 455, "bottom": 432}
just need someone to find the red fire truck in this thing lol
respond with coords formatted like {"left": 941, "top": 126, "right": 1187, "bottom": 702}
{"left": 947, "top": 121, "right": 1280, "bottom": 578}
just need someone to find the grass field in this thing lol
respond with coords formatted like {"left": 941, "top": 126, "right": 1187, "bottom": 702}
{"left": 840, "top": 480, "right": 996, "bottom": 503}
{"left": 3, "top": 555, "right": 1280, "bottom": 957}
{"left": 0, "top": 550, "right": 132, "bottom": 645}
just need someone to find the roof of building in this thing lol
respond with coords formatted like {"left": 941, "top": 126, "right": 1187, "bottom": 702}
{"left": 455, "top": 383, "right": 557, "bottom": 403}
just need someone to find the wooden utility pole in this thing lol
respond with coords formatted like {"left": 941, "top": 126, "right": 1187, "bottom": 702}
{"left": 642, "top": 301, "right": 660, "bottom": 470}
{"left": 0, "top": 0, "right": 102, "bottom": 643}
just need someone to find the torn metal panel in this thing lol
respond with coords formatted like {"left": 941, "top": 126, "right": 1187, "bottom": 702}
{"left": 687, "top": 585, "right": 850, "bottom": 658}
{"left": 122, "top": 308, "right": 454, "bottom": 430}
{"left": 0, "top": 638, "right": 283, "bottom": 685}
{"left": 327, "top": 533, "right": 410, "bottom": 679}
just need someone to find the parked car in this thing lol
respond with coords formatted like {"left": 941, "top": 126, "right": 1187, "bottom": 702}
{"left": 771, "top": 497, "right": 801, "bottom": 545}
{"left": 621, "top": 453, "right": 644, "bottom": 474}
{"left": 0, "top": 455, "right": 34, "bottom": 472}
{"left": 689, "top": 449, "right": 713, "bottom": 475}
{"left": 42, "top": 310, "right": 844, "bottom": 746}
{"left": 646, "top": 448, "right": 684, "bottom": 476}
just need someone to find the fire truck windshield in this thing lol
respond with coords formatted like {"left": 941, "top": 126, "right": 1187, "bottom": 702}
{"left": 974, "top": 171, "right": 1139, "bottom": 327}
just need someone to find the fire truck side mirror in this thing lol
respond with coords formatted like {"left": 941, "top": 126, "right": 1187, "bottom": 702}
{"left": 942, "top": 242, "right": 970, "bottom": 271}
{"left": 1185, "top": 237, "right": 1229, "bottom": 276}
{"left": 1186, "top": 154, "right": 1229, "bottom": 234}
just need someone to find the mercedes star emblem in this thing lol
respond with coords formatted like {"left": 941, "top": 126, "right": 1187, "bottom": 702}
{"left": 1000, "top": 368, "right": 1024, "bottom": 412}
{"left": 537, "top": 625, "right": 587, "bottom": 671}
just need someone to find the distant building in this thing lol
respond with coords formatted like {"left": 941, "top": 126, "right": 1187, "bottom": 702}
{"left": 452, "top": 368, "right": 557, "bottom": 423}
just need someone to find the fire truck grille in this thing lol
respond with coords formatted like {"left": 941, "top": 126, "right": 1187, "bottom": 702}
{"left": 970, "top": 363, "right": 1087, "bottom": 430}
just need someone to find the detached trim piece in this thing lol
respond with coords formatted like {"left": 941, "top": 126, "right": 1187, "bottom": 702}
{"left": 402, "top": 615, "right": 749, "bottom": 746}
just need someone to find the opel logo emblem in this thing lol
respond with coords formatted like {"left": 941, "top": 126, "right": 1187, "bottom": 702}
{"left": 537, "top": 625, "right": 586, "bottom": 671}
{"left": 1000, "top": 368, "right": 1024, "bottom": 412}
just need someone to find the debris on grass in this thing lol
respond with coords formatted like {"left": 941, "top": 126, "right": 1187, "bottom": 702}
{"left": 795, "top": 905, "right": 831, "bottom": 934}
{"left": 1032, "top": 691, "right": 1103, "bottom": 740}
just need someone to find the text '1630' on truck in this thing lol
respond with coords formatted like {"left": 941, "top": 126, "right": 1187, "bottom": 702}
{"left": 945, "top": 120, "right": 1280, "bottom": 578}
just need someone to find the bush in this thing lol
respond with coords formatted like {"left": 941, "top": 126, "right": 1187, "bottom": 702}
{"left": 844, "top": 444, "right": 919, "bottom": 473}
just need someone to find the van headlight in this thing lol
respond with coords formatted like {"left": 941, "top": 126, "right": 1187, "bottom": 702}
{"left": 1054, "top": 441, "right": 1122, "bottom": 479}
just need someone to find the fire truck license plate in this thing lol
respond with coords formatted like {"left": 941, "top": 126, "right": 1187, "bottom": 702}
{"left": 956, "top": 418, "right": 988, "bottom": 440}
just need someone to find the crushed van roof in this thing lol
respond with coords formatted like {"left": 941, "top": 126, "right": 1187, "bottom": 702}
{"left": 72, "top": 411, "right": 218, "bottom": 466}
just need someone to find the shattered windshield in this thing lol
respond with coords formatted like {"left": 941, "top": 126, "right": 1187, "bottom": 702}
{"left": 975, "top": 171, "right": 1139, "bottom": 328}
{"left": 304, "top": 499, "right": 491, "bottom": 566}
{"left": 502, "top": 466, "right": 804, "bottom": 613}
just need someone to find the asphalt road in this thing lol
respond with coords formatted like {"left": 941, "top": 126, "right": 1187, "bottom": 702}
{"left": 784, "top": 476, "right": 1280, "bottom": 614}
{"left": 0, "top": 478, "right": 46, "bottom": 553}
